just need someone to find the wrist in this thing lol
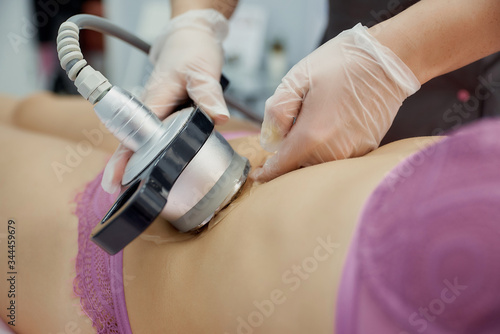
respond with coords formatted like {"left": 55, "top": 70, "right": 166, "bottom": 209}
{"left": 167, "top": 9, "right": 229, "bottom": 41}
{"left": 171, "top": 0, "right": 238, "bottom": 19}
{"left": 351, "top": 24, "right": 420, "bottom": 97}
{"left": 367, "top": 20, "right": 427, "bottom": 84}
{"left": 367, "top": 0, "right": 500, "bottom": 85}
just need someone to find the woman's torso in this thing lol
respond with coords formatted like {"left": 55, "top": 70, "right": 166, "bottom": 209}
{"left": 2, "top": 122, "right": 437, "bottom": 333}
{"left": 123, "top": 135, "right": 439, "bottom": 333}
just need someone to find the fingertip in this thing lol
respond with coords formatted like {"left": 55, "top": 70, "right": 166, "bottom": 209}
{"left": 101, "top": 165, "right": 120, "bottom": 194}
{"left": 195, "top": 100, "right": 230, "bottom": 124}
{"left": 249, "top": 168, "right": 264, "bottom": 182}
{"left": 212, "top": 112, "right": 230, "bottom": 125}
{"left": 101, "top": 163, "right": 124, "bottom": 194}
{"left": 250, "top": 166, "right": 277, "bottom": 183}
{"left": 249, "top": 156, "right": 282, "bottom": 183}
{"left": 101, "top": 176, "right": 120, "bottom": 194}
{"left": 195, "top": 95, "right": 230, "bottom": 123}
{"left": 101, "top": 146, "right": 132, "bottom": 194}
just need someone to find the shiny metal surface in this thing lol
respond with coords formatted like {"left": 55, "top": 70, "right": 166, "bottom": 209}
{"left": 94, "top": 86, "right": 164, "bottom": 151}
{"left": 167, "top": 148, "right": 250, "bottom": 232}
{"left": 215, "top": 159, "right": 250, "bottom": 214}
{"left": 161, "top": 131, "right": 234, "bottom": 222}
{"left": 123, "top": 108, "right": 192, "bottom": 185}
{"left": 95, "top": 87, "right": 250, "bottom": 233}
{"left": 185, "top": 160, "right": 250, "bottom": 233}
{"left": 94, "top": 87, "right": 193, "bottom": 185}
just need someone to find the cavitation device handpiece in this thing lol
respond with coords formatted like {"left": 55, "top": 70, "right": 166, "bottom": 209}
{"left": 57, "top": 15, "right": 249, "bottom": 255}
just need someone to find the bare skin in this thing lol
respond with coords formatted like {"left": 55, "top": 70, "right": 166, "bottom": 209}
{"left": 369, "top": 0, "right": 500, "bottom": 85}
{"left": 0, "top": 2, "right": 494, "bottom": 332}
{"left": 0, "top": 94, "right": 440, "bottom": 333}
{"left": 171, "top": 0, "right": 239, "bottom": 19}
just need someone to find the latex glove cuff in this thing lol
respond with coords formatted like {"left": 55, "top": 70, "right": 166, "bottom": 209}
{"left": 353, "top": 23, "right": 421, "bottom": 98}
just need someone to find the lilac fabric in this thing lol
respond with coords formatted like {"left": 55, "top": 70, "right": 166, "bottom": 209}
{"left": 221, "top": 130, "right": 260, "bottom": 140}
{"left": 336, "top": 119, "right": 500, "bottom": 333}
{"left": 73, "top": 172, "right": 133, "bottom": 334}
{"left": 0, "top": 318, "right": 14, "bottom": 334}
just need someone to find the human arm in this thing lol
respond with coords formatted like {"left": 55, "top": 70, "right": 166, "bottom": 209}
{"left": 370, "top": 0, "right": 500, "bottom": 84}
{"left": 170, "top": 0, "right": 238, "bottom": 19}
{"left": 101, "top": 0, "right": 239, "bottom": 193}
{"left": 251, "top": 0, "right": 500, "bottom": 182}
{"left": 145, "top": 0, "right": 239, "bottom": 122}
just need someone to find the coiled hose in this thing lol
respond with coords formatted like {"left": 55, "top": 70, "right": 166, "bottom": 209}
{"left": 56, "top": 14, "right": 150, "bottom": 104}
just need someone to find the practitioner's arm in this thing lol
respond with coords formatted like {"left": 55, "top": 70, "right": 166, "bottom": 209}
{"left": 370, "top": 0, "right": 500, "bottom": 84}
{"left": 251, "top": 0, "right": 500, "bottom": 182}
{"left": 171, "top": 0, "right": 238, "bottom": 19}
{"left": 102, "top": 0, "right": 239, "bottom": 193}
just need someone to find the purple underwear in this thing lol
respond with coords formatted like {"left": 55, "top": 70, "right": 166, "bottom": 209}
{"left": 73, "top": 172, "right": 132, "bottom": 334}
{"left": 336, "top": 119, "right": 500, "bottom": 333}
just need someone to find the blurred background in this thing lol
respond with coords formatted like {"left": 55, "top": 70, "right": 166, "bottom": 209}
{"left": 0, "top": 0, "right": 327, "bottom": 120}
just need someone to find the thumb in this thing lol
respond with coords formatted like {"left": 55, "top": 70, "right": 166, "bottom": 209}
{"left": 260, "top": 65, "right": 308, "bottom": 152}
{"left": 250, "top": 130, "right": 305, "bottom": 182}
{"left": 101, "top": 144, "right": 134, "bottom": 194}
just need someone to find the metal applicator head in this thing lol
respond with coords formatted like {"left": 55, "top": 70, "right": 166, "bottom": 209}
{"left": 90, "top": 85, "right": 250, "bottom": 255}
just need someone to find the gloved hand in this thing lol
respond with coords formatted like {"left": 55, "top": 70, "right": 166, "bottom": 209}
{"left": 101, "top": 9, "right": 230, "bottom": 194}
{"left": 251, "top": 23, "right": 421, "bottom": 182}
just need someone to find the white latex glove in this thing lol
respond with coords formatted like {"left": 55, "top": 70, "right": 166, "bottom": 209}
{"left": 251, "top": 23, "right": 421, "bottom": 182}
{"left": 102, "top": 9, "right": 229, "bottom": 194}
